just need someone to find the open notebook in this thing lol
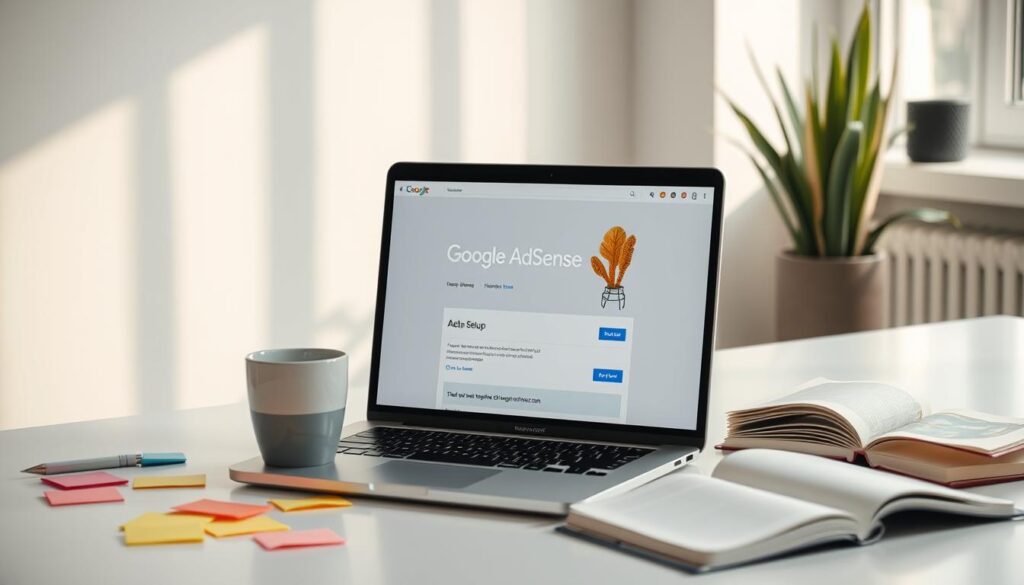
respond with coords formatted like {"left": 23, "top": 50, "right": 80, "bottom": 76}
{"left": 561, "top": 449, "right": 1017, "bottom": 573}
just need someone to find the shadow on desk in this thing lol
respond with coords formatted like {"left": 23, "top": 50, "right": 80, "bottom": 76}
{"left": 227, "top": 483, "right": 556, "bottom": 528}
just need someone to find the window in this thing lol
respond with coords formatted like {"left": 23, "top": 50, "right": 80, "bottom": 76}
{"left": 1012, "top": 0, "right": 1024, "bottom": 104}
{"left": 888, "top": 0, "right": 1024, "bottom": 148}
{"left": 983, "top": 0, "right": 1024, "bottom": 146}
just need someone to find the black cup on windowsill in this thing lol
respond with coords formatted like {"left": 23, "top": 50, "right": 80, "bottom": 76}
{"left": 906, "top": 99, "right": 970, "bottom": 162}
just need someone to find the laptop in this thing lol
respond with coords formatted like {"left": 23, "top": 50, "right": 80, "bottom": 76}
{"left": 230, "top": 163, "right": 725, "bottom": 515}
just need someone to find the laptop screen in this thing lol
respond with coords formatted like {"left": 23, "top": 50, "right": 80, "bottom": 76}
{"left": 374, "top": 178, "right": 717, "bottom": 432}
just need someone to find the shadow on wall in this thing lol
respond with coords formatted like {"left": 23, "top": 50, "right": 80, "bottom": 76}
{"left": 0, "top": 1, "right": 325, "bottom": 427}
{"left": 716, "top": 185, "right": 789, "bottom": 349}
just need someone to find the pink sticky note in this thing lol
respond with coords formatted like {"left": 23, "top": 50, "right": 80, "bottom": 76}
{"left": 254, "top": 528, "right": 345, "bottom": 551}
{"left": 45, "top": 486, "right": 124, "bottom": 506}
{"left": 172, "top": 499, "right": 272, "bottom": 520}
{"left": 41, "top": 471, "right": 128, "bottom": 490}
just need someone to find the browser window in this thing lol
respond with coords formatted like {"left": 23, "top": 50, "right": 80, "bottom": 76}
{"left": 376, "top": 180, "right": 715, "bottom": 430}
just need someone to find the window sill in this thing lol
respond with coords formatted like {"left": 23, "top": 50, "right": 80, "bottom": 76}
{"left": 882, "top": 148, "right": 1024, "bottom": 208}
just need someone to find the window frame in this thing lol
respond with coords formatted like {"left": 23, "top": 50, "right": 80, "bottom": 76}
{"left": 981, "top": 0, "right": 1024, "bottom": 147}
{"left": 881, "top": 0, "right": 1024, "bottom": 149}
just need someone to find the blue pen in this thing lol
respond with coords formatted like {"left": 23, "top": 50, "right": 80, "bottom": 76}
{"left": 21, "top": 453, "right": 186, "bottom": 475}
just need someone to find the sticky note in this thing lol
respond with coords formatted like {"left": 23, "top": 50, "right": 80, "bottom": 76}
{"left": 120, "top": 512, "right": 214, "bottom": 531}
{"left": 269, "top": 495, "right": 353, "bottom": 512}
{"left": 132, "top": 474, "right": 206, "bottom": 489}
{"left": 205, "top": 516, "right": 289, "bottom": 538}
{"left": 123, "top": 522, "right": 205, "bottom": 546}
{"left": 172, "top": 498, "right": 272, "bottom": 520}
{"left": 45, "top": 486, "right": 123, "bottom": 506}
{"left": 41, "top": 471, "right": 127, "bottom": 490}
{"left": 254, "top": 528, "right": 345, "bottom": 551}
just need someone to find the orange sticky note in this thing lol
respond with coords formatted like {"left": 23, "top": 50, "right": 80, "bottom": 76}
{"left": 172, "top": 499, "right": 271, "bottom": 520}
{"left": 45, "top": 486, "right": 124, "bottom": 506}
{"left": 254, "top": 528, "right": 345, "bottom": 550}
{"left": 42, "top": 471, "right": 127, "bottom": 490}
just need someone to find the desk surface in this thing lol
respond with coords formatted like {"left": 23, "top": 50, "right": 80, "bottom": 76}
{"left": 3, "top": 316, "right": 1024, "bottom": 585}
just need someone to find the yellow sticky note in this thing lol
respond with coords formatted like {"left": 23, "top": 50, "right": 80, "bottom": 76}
{"left": 123, "top": 522, "right": 205, "bottom": 546}
{"left": 205, "top": 515, "right": 290, "bottom": 538}
{"left": 132, "top": 474, "right": 206, "bottom": 489}
{"left": 268, "top": 495, "right": 353, "bottom": 512}
{"left": 120, "top": 512, "right": 214, "bottom": 531}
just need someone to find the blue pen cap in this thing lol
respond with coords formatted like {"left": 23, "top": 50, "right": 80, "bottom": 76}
{"left": 140, "top": 452, "right": 187, "bottom": 466}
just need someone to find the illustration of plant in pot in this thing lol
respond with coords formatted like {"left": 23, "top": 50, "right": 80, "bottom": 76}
{"left": 591, "top": 226, "right": 636, "bottom": 310}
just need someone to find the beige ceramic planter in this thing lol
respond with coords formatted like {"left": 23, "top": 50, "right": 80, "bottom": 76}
{"left": 776, "top": 252, "right": 890, "bottom": 341}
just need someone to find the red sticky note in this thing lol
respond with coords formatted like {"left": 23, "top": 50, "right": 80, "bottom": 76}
{"left": 254, "top": 528, "right": 345, "bottom": 551}
{"left": 172, "top": 499, "right": 272, "bottom": 520}
{"left": 45, "top": 486, "right": 124, "bottom": 506}
{"left": 41, "top": 471, "right": 128, "bottom": 490}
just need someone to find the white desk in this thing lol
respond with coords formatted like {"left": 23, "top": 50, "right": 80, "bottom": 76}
{"left": 3, "top": 316, "right": 1024, "bottom": 584}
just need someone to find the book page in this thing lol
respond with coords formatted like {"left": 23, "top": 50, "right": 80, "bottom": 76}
{"left": 713, "top": 449, "right": 1013, "bottom": 538}
{"left": 869, "top": 410, "right": 1024, "bottom": 456}
{"left": 764, "top": 379, "right": 922, "bottom": 445}
{"left": 568, "top": 472, "right": 854, "bottom": 557}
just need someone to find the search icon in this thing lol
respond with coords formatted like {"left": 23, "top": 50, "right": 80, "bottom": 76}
{"left": 629, "top": 190, "right": 635, "bottom": 197}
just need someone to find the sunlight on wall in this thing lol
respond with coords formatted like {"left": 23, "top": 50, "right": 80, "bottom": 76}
{"left": 313, "top": 0, "right": 433, "bottom": 422}
{"left": 0, "top": 99, "right": 138, "bottom": 428}
{"left": 459, "top": 2, "right": 528, "bottom": 161}
{"left": 169, "top": 25, "right": 269, "bottom": 410}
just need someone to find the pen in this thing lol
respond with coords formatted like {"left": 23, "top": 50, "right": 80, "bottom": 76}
{"left": 21, "top": 452, "right": 186, "bottom": 475}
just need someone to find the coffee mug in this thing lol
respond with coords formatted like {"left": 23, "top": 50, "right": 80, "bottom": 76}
{"left": 246, "top": 348, "right": 348, "bottom": 467}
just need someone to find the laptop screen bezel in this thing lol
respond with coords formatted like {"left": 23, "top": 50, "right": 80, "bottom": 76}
{"left": 367, "top": 162, "right": 724, "bottom": 449}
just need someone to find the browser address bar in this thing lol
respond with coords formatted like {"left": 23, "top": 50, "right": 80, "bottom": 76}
{"left": 394, "top": 181, "right": 714, "bottom": 202}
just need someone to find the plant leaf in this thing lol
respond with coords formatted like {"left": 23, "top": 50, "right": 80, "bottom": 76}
{"left": 803, "top": 83, "right": 826, "bottom": 255}
{"left": 749, "top": 153, "right": 803, "bottom": 251}
{"left": 591, "top": 256, "right": 612, "bottom": 287}
{"left": 722, "top": 96, "right": 784, "bottom": 172}
{"left": 847, "top": 83, "right": 881, "bottom": 244}
{"left": 845, "top": 5, "right": 872, "bottom": 120}
{"left": 852, "top": 48, "right": 901, "bottom": 255}
{"left": 863, "top": 209, "right": 962, "bottom": 254}
{"left": 824, "top": 122, "right": 862, "bottom": 256}
{"left": 747, "top": 43, "right": 798, "bottom": 160}
{"left": 614, "top": 235, "right": 637, "bottom": 287}
{"left": 823, "top": 38, "right": 848, "bottom": 171}
{"left": 599, "top": 226, "right": 626, "bottom": 284}
{"left": 778, "top": 67, "right": 804, "bottom": 151}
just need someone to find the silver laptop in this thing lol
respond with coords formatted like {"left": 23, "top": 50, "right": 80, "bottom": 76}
{"left": 231, "top": 163, "right": 725, "bottom": 515}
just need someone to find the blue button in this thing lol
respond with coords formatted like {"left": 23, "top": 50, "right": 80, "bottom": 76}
{"left": 598, "top": 327, "right": 627, "bottom": 342}
{"left": 592, "top": 369, "right": 623, "bottom": 383}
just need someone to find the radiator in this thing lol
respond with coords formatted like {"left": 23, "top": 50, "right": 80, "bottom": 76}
{"left": 878, "top": 224, "right": 1024, "bottom": 327}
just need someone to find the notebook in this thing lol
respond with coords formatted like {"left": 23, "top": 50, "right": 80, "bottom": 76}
{"left": 561, "top": 449, "right": 1016, "bottom": 573}
{"left": 719, "top": 379, "right": 1024, "bottom": 486}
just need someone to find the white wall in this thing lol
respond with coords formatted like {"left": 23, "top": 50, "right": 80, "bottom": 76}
{"left": 0, "top": 0, "right": 639, "bottom": 430}
{"left": 0, "top": 0, "right": 841, "bottom": 430}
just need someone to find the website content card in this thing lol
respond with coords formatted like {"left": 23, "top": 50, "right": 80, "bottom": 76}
{"left": 376, "top": 185, "right": 714, "bottom": 431}
{"left": 437, "top": 308, "right": 634, "bottom": 423}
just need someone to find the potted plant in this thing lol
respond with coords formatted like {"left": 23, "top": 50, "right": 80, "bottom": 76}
{"left": 724, "top": 5, "right": 959, "bottom": 341}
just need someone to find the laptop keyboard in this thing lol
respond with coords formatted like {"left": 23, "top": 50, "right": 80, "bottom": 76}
{"left": 337, "top": 427, "right": 654, "bottom": 476}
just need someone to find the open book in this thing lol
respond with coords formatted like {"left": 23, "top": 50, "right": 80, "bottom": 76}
{"left": 562, "top": 449, "right": 1016, "bottom": 573}
{"left": 720, "top": 379, "right": 1024, "bottom": 486}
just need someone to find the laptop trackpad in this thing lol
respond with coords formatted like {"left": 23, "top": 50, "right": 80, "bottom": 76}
{"left": 370, "top": 460, "right": 500, "bottom": 489}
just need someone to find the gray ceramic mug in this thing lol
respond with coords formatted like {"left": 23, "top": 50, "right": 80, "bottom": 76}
{"left": 246, "top": 348, "right": 348, "bottom": 467}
